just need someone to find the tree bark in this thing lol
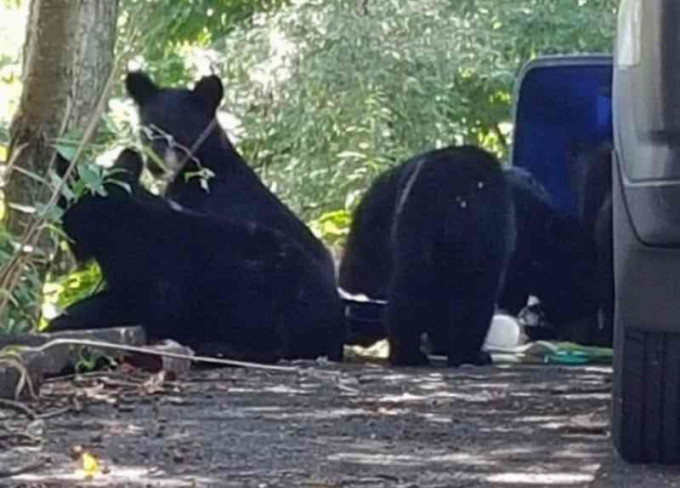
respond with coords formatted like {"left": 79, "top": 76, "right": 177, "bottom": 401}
{"left": 56, "top": 0, "right": 119, "bottom": 276}
{"left": 69, "top": 0, "right": 119, "bottom": 133}
{"left": 6, "top": 0, "right": 119, "bottom": 241}
{"left": 7, "top": 0, "right": 79, "bottom": 238}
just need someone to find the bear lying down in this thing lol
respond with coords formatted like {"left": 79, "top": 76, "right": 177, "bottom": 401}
{"left": 50, "top": 149, "right": 345, "bottom": 363}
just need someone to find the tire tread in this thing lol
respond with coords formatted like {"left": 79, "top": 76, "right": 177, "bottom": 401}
{"left": 614, "top": 328, "right": 680, "bottom": 463}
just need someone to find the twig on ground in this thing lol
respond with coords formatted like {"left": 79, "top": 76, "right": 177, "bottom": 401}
{"left": 37, "top": 405, "right": 72, "bottom": 420}
{"left": 95, "top": 376, "right": 148, "bottom": 389}
{"left": 38, "top": 338, "right": 300, "bottom": 372}
{"left": 0, "top": 354, "right": 38, "bottom": 400}
{"left": 0, "top": 398, "right": 37, "bottom": 420}
{"left": 37, "top": 337, "right": 362, "bottom": 395}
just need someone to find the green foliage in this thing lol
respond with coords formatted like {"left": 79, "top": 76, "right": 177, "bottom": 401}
{"left": 53, "top": 141, "right": 137, "bottom": 204}
{"left": 72, "top": 346, "right": 117, "bottom": 373}
{"left": 0, "top": 229, "right": 46, "bottom": 334}
{"left": 0, "top": 0, "right": 20, "bottom": 9}
{"left": 118, "top": 0, "right": 289, "bottom": 86}
{"left": 309, "top": 209, "right": 351, "bottom": 247}
{"left": 44, "top": 262, "right": 102, "bottom": 313}
{"left": 207, "top": 0, "right": 617, "bottom": 221}
{"left": 0, "top": 121, "right": 8, "bottom": 162}
{"left": 40, "top": 261, "right": 102, "bottom": 333}
{"left": 0, "top": 54, "right": 13, "bottom": 74}
{"left": 0, "top": 151, "right": 126, "bottom": 334}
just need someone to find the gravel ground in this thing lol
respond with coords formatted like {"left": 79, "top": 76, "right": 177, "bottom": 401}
{"left": 2, "top": 358, "right": 680, "bottom": 487}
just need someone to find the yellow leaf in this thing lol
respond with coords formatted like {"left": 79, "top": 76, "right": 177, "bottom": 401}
{"left": 81, "top": 452, "right": 101, "bottom": 479}
{"left": 0, "top": 145, "right": 6, "bottom": 163}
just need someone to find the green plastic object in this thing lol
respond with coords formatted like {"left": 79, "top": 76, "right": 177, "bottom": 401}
{"left": 543, "top": 342, "right": 613, "bottom": 365}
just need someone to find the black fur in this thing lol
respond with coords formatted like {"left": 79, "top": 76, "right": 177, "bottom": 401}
{"left": 343, "top": 146, "right": 514, "bottom": 366}
{"left": 50, "top": 149, "right": 345, "bottom": 362}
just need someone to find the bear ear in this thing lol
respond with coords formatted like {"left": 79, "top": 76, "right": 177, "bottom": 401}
{"left": 125, "top": 71, "right": 158, "bottom": 105}
{"left": 193, "top": 75, "right": 223, "bottom": 112}
{"left": 114, "top": 148, "right": 144, "bottom": 182}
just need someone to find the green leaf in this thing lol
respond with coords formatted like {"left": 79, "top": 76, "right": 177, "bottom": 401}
{"left": 56, "top": 145, "right": 78, "bottom": 162}
{"left": 49, "top": 171, "right": 76, "bottom": 201}
{"left": 35, "top": 203, "right": 64, "bottom": 223}
{"left": 77, "top": 164, "right": 104, "bottom": 188}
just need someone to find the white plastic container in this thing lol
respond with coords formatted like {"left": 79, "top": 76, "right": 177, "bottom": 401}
{"left": 483, "top": 313, "right": 526, "bottom": 351}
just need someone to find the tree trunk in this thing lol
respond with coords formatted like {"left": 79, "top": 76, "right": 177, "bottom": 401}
{"left": 56, "top": 0, "right": 119, "bottom": 276}
{"left": 1, "top": 0, "right": 119, "bottom": 325}
{"left": 6, "top": 0, "right": 79, "bottom": 238}
{"left": 70, "top": 0, "right": 119, "bottom": 133}
{"left": 6, "top": 0, "right": 118, "bottom": 241}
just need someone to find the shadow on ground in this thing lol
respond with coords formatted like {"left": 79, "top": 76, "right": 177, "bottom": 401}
{"left": 2, "top": 360, "right": 680, "bottom": 487}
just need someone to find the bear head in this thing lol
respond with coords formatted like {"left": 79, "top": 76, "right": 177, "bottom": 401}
{"left": 125, "top": 71, "right": 224, "bottom": 182}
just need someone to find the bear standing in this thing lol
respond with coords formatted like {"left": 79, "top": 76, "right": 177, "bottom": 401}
{"left": 343, "top": 146, "right": 514, "bottom": 366}
{"left": 341, "top": 149, "right": 606, "bottom": 354}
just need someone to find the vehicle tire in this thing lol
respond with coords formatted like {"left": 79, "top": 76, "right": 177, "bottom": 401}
{"left": 613, "top": 327, "right": 680, "bottom": 463}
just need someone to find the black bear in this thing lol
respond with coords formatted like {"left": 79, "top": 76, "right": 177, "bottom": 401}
{"left": 340, "top": 154, "right": 602, "bottom": 351}
{"left": 574, "top": 143, "right": 613, "bottom": 238}
{"left": 495, "top": 166, "right": 555, "bottom": 316}
{"left": 594, "top": 193, "right": 613, "bottom": 345}
{"left": 50, "top": 149, "right": 345, "bottom": 362}
{"left": 343, "top": 145, "right": 514, "bottom": 366}
{"left": 576, "top": 142, "right": 614, "bottom": 345}
{"left": 499, "top": 166, "right": 600, "bottom": 338}
{"left": 124, "top": 72, "right": 335, "bottom": 282}
{"left": 339, "top": 165, "right": 402, "bottom": 301}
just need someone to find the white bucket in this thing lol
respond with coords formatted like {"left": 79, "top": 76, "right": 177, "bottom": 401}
{"left": 484, "top": 314, "right": 526, "bottom": 350}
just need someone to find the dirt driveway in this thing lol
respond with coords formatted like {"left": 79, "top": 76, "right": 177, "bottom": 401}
{"left": 2, "top": 359, "right": 680, "bottom": 487}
